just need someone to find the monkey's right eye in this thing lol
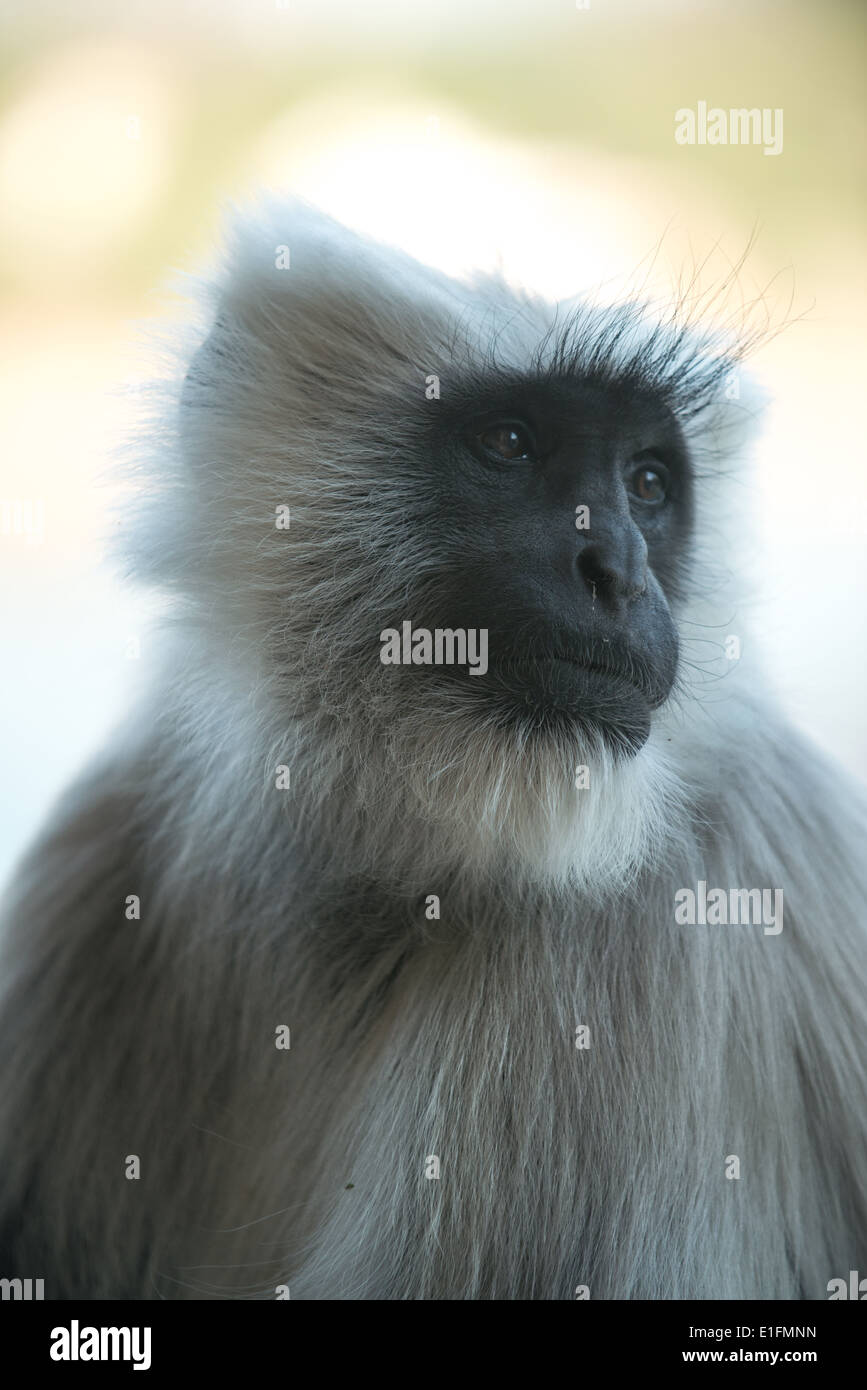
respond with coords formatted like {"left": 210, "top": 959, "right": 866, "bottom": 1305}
{"left": 476, "top": 422, "right": 535, "bottom": 462}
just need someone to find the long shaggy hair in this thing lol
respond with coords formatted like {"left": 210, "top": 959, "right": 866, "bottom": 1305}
{"left": 0, "top": 200, "right": 865, "bottom": 1299}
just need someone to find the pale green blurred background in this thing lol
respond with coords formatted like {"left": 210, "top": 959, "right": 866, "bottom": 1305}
{"left": 1, "top": 0, "right": 865, "bottom": 881}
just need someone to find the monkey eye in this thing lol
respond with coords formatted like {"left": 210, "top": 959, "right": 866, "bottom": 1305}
{"left": 477, "top": 421, "right": 535, "bottom": 462}
{"left": 627, "top": 458, "right": 670, "bottom": 504}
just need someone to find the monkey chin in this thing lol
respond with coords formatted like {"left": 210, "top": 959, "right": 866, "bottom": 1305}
{"left": 362, "top": 670, "right": 684, "bottom": 895}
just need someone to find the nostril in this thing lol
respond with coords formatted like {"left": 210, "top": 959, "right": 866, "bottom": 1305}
{"left": 577, "top": 546, "right": 620, "bottom": 595}
{"left": 577, "top": 544, "right": 646, "bottom": 602}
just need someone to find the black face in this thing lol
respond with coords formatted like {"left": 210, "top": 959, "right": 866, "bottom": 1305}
{"left": 410, "top": 373, "right": 692, "bottom": 756}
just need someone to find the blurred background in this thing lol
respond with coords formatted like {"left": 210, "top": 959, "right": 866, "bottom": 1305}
{"left": 0, "top": 0, "right": 865, "bottom": 883}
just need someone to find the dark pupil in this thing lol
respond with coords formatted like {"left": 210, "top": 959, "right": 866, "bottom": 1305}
{"left": 635, "top": 468, "right": 663, "bottom": 500}
{"left": 487, "top": 426, "right": 526, "bottom": 459}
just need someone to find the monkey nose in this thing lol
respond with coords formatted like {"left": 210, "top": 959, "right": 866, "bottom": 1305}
{"left": 576, "top": 540, "right": 648, "bottom": 605}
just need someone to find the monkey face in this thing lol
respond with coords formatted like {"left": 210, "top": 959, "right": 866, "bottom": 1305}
{"left": 411, "top": 375, "right": 691, "bottom": 756}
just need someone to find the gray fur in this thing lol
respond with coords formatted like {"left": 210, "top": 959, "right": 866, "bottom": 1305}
{"left": 0, "top": 200, "right": 864, "bottom": 1299}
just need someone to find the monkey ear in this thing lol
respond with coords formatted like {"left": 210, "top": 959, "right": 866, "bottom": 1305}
{"left": 179, "top": 199, "right": 459, "bottom": 444}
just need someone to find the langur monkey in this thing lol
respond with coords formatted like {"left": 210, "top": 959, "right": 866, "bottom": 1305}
{"left": 0, "top": 200, "right": 864, "bottom": 1299}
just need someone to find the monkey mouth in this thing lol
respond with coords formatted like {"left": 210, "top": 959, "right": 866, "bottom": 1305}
{"left": 461, "top": 641, "right": 673, "bottom": 755}
{"left": 500, "top": 641, "right": 667, "bottom": 705}
{"left": 546, "top": 653, "right": 650, "bottom": 694}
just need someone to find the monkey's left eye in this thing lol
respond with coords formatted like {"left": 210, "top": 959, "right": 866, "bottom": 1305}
{"left": 477, "top": 422, "right": 535, "bottom": 462}
{"left": 627, "top": 460, "right": 670, "bottom": 504}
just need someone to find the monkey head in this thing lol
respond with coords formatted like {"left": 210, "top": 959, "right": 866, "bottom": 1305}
{"left": 143, "top": 201, "right": 762, "bottom": 890}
